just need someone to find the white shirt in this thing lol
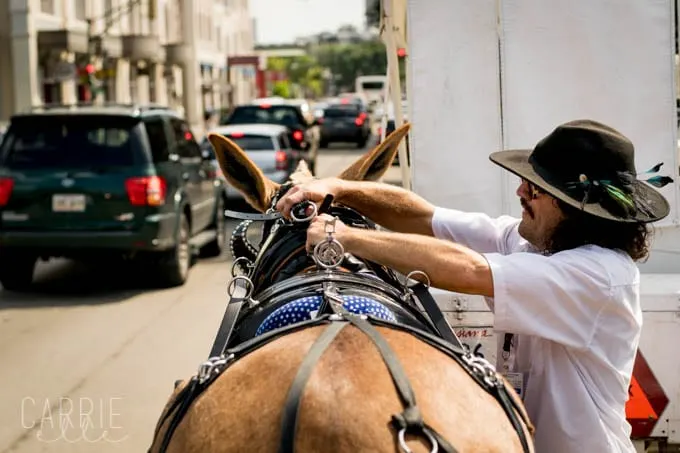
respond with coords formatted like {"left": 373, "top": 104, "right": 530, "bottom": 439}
{"left": 431, "top": 207, "right": 641, "bottom": 453}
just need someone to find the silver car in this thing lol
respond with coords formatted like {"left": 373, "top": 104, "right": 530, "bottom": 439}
{"left": 201, "top": 124, "right": 301, "bottom": 201}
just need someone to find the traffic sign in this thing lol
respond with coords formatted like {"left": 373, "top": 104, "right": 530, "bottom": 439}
{"left": 625, "top": 349, "right": 669, "bottom": 438}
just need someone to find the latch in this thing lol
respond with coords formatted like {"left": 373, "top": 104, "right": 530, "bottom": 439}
{"left": 452, "top": 296, "right": 468, "bottom": 321}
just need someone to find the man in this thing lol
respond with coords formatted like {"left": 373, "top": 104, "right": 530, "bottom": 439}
{"left": 276, "top": 119, "right": 673, "bottom": 453}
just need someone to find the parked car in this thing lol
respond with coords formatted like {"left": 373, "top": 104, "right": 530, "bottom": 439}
{"left": 0, "top": 103, "right": 228, "bottom": 290}
{"left": 0, "top": 121, "right": 7, "bottom": 145}
{"left": 319, "top": 102, "right": 371, "bottom": 149}
{"left": 201, "top": 124, "right": 301, "bottom": 202}
{"left": 220, "top": 100, "right": 321, "bottom": 173}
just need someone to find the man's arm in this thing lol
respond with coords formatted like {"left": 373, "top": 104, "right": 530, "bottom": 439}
{"left": 338, "top": 226, "right": 494, "bottom": 297}
{"left": 336, "top": 180, "right": 436, "bottom": 236}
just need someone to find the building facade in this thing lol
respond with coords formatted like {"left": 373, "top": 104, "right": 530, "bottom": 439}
{"left": 0, "top": 0, "right": 257, "bottom": 136}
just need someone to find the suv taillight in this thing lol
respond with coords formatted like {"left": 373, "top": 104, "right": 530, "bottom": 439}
{"left": 125, "top": 176, "right": 166, "bottom": 206}
{"left": 292, "top": 130, "right": 304, "bottom": 141}
{"left": 275, "top": 151, "right": 288, "bottom": 171}
{"left": 0, "top": 178, "right": 14, "bottom": 206}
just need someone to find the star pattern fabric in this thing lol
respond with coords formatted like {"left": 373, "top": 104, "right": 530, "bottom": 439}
{"left": 255, "top": 295, "right": 396, "bottom": 336}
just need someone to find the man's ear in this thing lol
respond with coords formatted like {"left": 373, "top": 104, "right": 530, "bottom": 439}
{"left": 208, "top": 133, "right": 280, "bottom": 212}
{"left": 338, "top": 123, "right": 411, "bottom": 181}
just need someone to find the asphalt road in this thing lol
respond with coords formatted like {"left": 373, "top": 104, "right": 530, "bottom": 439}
{"left": 0, "top": 140, "right": 404, "bottom": 453}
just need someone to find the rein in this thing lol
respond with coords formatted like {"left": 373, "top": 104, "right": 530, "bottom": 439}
{"left": 151, "top": 196, "right": 533, "bottom": 453}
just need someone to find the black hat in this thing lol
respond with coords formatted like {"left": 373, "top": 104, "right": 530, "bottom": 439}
{"left": 489, "top": 119, "right": 673, "bottom": 223}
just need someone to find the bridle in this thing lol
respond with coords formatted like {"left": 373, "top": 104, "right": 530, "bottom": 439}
{"left": 150, "top": 188, "right": 533, "bottom": 453}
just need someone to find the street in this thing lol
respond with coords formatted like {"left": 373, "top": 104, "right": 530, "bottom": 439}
{"left": 0, "top": 142, "right": 403, "bottom": 453}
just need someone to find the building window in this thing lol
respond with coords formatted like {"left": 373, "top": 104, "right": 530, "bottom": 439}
{"left": 40, "top": 0, "right": 55, "bottom": 14}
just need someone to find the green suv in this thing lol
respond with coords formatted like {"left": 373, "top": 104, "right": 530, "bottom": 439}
{"left": 0, "top": 103, "right": 228, "bottom": 290}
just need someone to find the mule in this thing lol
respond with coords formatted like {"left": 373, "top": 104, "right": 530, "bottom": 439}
{"left": 148, "top": 124, "right": 535, "bottom": 453}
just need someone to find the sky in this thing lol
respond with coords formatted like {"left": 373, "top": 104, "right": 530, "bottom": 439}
{"left": 249, "top": 0, "right": 366, "bottom": 45}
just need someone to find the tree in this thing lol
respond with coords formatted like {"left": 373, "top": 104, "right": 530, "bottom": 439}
{"left": 312, "top": 40, "right": 388, "bottom": 92}
{"left": 272, "top": 81, "right": 291, "bottom": 98}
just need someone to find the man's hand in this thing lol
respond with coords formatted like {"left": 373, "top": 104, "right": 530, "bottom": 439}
{"left": 305, "top": 214, "right": 350, "bottom": 253}
{"left": 276, "top": 178, "right": 344, "bottom": 219}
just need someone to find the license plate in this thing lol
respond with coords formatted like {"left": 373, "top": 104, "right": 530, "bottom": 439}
{"left": 453, "top": 326, "right": 496, "bottom": 362}
{"left": 52, "top": 194, "right": 86, "bottom": 212}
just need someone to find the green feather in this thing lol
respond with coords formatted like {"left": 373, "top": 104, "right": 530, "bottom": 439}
{"left": 602, "top": 183, "right": 636, "bottom": 213}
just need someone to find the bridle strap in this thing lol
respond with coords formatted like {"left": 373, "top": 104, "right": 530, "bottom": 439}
{"left": 224, "top": 209, "right": 283, "bottom": 221}
{"left": 278, "top": 321, "right": 348, "bottom": 453}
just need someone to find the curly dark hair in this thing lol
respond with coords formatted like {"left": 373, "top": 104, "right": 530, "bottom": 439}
{"left": 547, "top": 200, "right": 652, "bottom": 261}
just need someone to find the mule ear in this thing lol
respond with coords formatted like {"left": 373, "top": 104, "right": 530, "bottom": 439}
{"left": 338, "top": 123, "right": 411, "bottom": 181}
{"left": 208, "top": 133, "right": 280, "bottom": 212}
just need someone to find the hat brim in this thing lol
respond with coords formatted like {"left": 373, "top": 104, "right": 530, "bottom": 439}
{"left": 489, "top": 149, "right": 670, "bottom": 223}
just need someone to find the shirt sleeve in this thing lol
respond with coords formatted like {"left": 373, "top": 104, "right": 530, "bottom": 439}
{"left": 483, "top": 248, "right": 613, "bottom": 350}
{"left": 431, "top": 206, "right": 522, "bottom": 254}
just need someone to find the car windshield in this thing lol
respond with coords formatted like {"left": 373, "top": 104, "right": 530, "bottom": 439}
{"left": 324, "top": 106, "right": 360, "bottom": 118}
{"left": 0, "top": 115, "right": 141, "bottom": 169}
{"left": 361, "top": 82, "right": 384, "bottom": 90}
{"left": 204, "top": 134, "right": 275, "bottom": 152}
{"left": 223, "top": 106, "right": 304, "bottom": 128}
{"left": 222, "top": 134, "right": 275, "bottom": 150}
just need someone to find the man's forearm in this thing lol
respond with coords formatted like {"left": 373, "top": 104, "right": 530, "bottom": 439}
{"left": 340, "top": 227, "right": 494, "bottom": 297}
{"left": 336, "top": 181, "right": 436, "bottom": 236}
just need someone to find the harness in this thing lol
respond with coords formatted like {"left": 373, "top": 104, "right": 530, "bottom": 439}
{"left": 150, "top": 197, "right": 533, "bottom": 453}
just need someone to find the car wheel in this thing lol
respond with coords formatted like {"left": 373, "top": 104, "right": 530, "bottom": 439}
{"left": 0, "top": 251, "right": 36, "bottom": 292}
{"left": 201, "top": 197, "right": 227, "bottom": 258}
{"left": 155, "top": 215, "right": 192, "bottom": 288}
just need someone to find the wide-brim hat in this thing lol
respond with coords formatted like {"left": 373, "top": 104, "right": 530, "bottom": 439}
{"left": 489, "top": 119, "right": 672, "bottom": 223}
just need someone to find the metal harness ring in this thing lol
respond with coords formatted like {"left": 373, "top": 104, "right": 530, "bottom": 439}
{"left": 290, "top": 201, "right": 318, "bottom": 223}
{"left": 398, "top": 427, "right": 438, "bottom": 453}
{"left": 227, "top": 275, "right": 254, "bottom": 300}
{"left": 405, "top": 270, "right": 431, "bottom": 288}
{"left": 231, "top": 257, "right": 253, "bottom": 277}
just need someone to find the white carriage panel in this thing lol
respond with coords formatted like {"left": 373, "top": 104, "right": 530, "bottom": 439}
{"left": 637, "top": 311, "right": 680, "bottom": 441}
{"left": 638, "top": 274, "right": 680, "bottom": 441}
{"left": 498, "top": 0, "right": 679, "bottom": 224}
{"left": 406, "top": 0, "right": 505, "bottom": 216}
{"left": 639, "top": 274, "right": 680, "bottom": 312}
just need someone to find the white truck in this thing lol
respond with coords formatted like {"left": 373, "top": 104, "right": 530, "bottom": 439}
{"left": 355, "top": 75, "right": 388, "bottom": 110}
{"left": 379, "top": 0, "right": 680, "bottom": 451}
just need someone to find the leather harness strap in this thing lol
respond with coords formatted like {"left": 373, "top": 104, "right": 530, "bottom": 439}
{"left": 345, "top": 315, "right": 458, "bottom": 453}
{"left": 208, "top": 278, "right": 250, "bottom": 358}
{"left": 153, "top": 314, "right": 532, "bottom": 453}
{"left": 224, "top": 209, "right": 283, "bottom": 221}
{"left": 277, "top": 314, "right": 458, "bottom": 453}
{"left": 278, "top": 321, "right": 348, "bottom": 453}
{"left": 411, "top": 283, "right": 463, "bottom": 350}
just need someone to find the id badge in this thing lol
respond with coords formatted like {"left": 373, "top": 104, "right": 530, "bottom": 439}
{"left": 502, "top": 372, "right": 524, "bottom": 399}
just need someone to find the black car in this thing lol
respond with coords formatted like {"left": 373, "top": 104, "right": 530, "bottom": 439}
{"left": 319, "top": 103, "right": 371, "bottom": 149}
{"left": 220, "top": 103, "right": 321, "bottom": 172}
{"left": 0, "top": 103, "right": 227, "bottom": 290}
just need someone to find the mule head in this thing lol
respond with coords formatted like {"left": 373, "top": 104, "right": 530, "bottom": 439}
{"left": 207, "top": 123, "right": 411, "bottom": 212}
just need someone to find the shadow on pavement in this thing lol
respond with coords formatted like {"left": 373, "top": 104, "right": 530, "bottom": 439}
{"left": 0, "top": 259, "right": 156, "bottom": 308}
